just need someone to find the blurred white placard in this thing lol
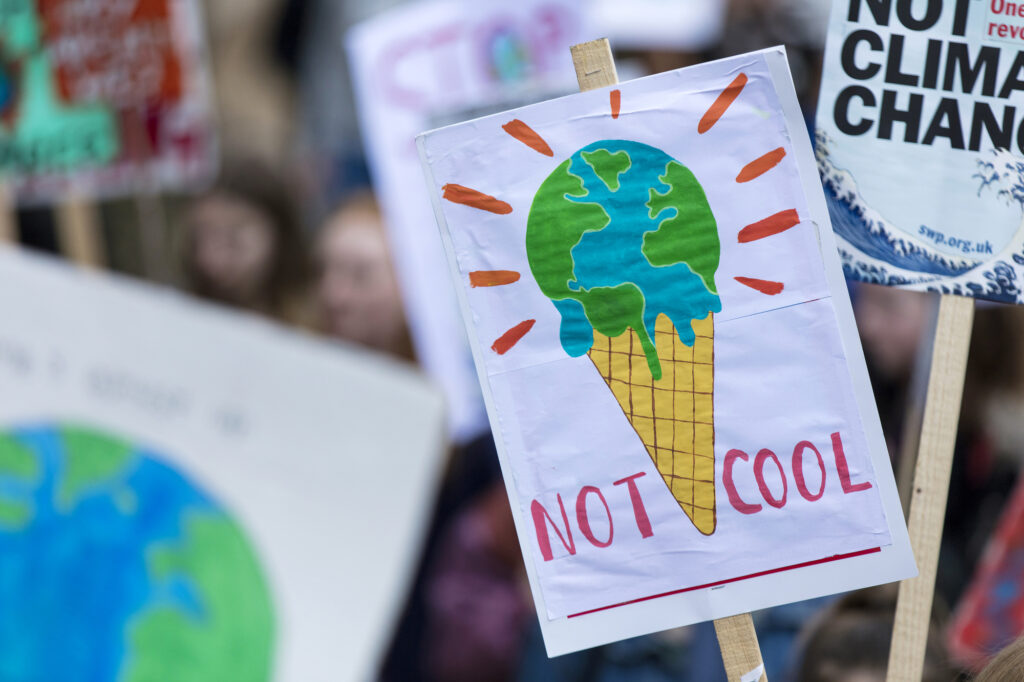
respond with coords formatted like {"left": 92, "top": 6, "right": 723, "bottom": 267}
{"left": 347, "top": 0, "right": 585, "bottom": 444}
{"left": 590, "top": 0, "right": 726, "bottom": 50}
{"left": 0, "top": 248, "right": 445, "bottom": 681}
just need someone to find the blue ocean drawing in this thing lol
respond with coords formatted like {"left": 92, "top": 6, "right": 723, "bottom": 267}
{"left": 815, "top": 130, "right": 1024, "bottom": 303}
{"left": 976, "top": 149, "right": 1024, "bottom": 211}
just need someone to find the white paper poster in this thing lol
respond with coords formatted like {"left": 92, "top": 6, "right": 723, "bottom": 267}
{"left": 418, "top": 48, "right": 915, "bottom": 655}
{"left": 347, "top": 0, "right": 586, "bottom": 443}
{"left": 817, "top": 0, "right": 1024, "bottom": 301}
{"left": 0, "top": 248, "right": 446, "bottom": 680}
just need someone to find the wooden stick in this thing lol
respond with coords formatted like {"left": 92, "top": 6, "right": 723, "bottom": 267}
{"left": 569, "top": 37, "right": 767, "bottom": 682}
{"left": 886, "top": 293, "right": 974, "bottom": 681}
{"left": 715, "top": 614, "right": 767, "bottom": 682}
{"left": 569, "top": 39, "right": 619, "bottom": 90}
{"left": 0, "top": 183, "right": 16, "bottom": 244}
{"left": 135, "top": 191, "right": 171, "bottom": 282}
{"left": 128, "top": 107, "right": 171, "bottom": 283}
{"left": 896, "top": 293, "right": 941, "bottom": 516}
{"left": 56, "top": 194, "right": 105, "bottom": 268}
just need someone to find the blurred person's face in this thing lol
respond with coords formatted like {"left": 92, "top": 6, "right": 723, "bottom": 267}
{"left": 854, "top": 284, "right": 932, "bottom": 380}
{"left": 187, "top": 193, "right": 276, "bottom": 305}
{"left": 318, "top": 207, "right": 406, "bottom": 355}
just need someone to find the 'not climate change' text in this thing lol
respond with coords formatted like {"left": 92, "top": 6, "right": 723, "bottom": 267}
{"left": 833, "top": 0, "right": 1024, "bottom": 155}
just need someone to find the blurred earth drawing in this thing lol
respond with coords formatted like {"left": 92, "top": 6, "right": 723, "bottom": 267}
{"left": 0, "top": 424, "right": 274, "bottom": 681}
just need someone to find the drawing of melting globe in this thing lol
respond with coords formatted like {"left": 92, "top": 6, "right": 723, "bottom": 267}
{"left": 526, "top": 139, "right": 723, "bottom": 534}
{"left": 0, "top": 424, "right": 274, "bottom": 681}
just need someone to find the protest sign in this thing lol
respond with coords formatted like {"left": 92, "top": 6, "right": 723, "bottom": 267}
{"left": 815, "top": 1, "right": 1016, "bottom": 676}
{"left": 0, "top": 247, "right": 446, "bottom": 681}
{"left": 0, "top": 0, "right": 216, "bottom": 203}
{"left": 418, "top": 46, "right": 915, "bottom": 656}
{"left": 817, "top": 0, "right": 1024, "bottom": 301}
{"left": 347, "top": 0, "right": 585, "bottom": 443}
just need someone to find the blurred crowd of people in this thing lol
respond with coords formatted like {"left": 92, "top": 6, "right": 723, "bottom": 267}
{"left": 13, "top": 0, "right": 1024, "bottom": 679}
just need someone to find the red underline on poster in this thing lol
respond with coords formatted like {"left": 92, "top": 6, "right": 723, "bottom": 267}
{"left": 565, "top": 547, "right": 882, "bottom": 618}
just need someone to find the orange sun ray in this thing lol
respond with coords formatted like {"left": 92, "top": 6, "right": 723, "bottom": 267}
{"left": 610, "top": 89, "right": 621, "bottom": 119}
{"left": 736, "top": 147, "right": 787, "bottom": 183}
{"left": 470, "top": 270, "right": 521, "bottom": 287}
{"left": 442, "top": 184, "right": 513, "bottom": 214}
{"left": 698, "top": 73, "right": 748, "bottom": 134}
{"left": 502, "top": 119, "right": 553, "bottom": 157}
{"left": 734, "top": 276, "right": 784, "bottom": 295}
{"left": 737, "top": 209, "right": 800, "bottom": 243}
{"left": 492, "top": 319, "right": 535, "bottom": 354}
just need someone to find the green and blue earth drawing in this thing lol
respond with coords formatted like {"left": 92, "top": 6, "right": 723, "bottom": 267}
{"left": 0, "top": 424, "right": 274, "bottom": 681}
{"left": 525, "top": 139, "right": 722, "bottom": 379}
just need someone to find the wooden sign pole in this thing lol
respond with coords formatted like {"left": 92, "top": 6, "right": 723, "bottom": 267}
{"left": 569, "top": 38, "right": 768, "bottom": 682}
{"left": 56, "top": 194, "right": 105, "bottom": 268}
{"left": 0, "top": 183, "right": 15, "bottom": 244}
{"left": 129, "top": 107, "right": 171, "bottom": 283}
{"left": 896, "top": 293, "right": 942, "bottom": 516}
{"left": 0, "top": 181, "right": 103, "bottom": 265}
{"left": 886, "top": 293, "right": 974, "bottom": 681}
{"left": 134, "top": 189, "right": 170, "bottom": 282}
{"left": 569, "top": 38, "right": 620, "bottom": 91}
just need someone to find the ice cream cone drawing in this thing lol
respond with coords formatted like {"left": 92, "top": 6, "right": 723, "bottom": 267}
{"left": 435, "top": 74, "right": 800, "bottom": 537}
{"left": 526, "top": 139, "right": 722, "bottom": 535}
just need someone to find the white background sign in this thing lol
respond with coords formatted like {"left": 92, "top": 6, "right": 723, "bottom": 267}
{"left": 0, "top": 248, "right": 446, "bottom": 681}
{"left": 347, "top": 0, "right": 586, "bottom": 443}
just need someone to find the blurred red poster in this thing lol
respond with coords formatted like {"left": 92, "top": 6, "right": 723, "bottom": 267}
{"left": 38, "top": 0, "right": 183, "bottom": 106}
{"left": 949, "top": 478, "right": 1024, "bottom": 670}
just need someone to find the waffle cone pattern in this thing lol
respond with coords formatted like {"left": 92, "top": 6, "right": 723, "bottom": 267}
{"left": 588, "top": 314, "right": 716, "bottom": 535}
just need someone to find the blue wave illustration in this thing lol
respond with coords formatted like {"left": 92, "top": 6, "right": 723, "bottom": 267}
{"left": 815, "top": 130, "right": 979, "bottom": 278}
{"left": 975, "top": 148, "right": 1024, "bottom": 210}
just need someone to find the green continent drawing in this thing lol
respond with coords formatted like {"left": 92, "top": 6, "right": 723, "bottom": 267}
{"left": 0, "top": 424, "right": 275, "bottom": 680}
{"left": 525, "top": 139, "right": 722, "bottom": 379}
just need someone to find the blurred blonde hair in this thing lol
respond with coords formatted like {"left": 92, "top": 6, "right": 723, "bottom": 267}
{"left": 795, "top": 586, "right": 951, "bottom": 682}
{"left": 975, "top": 636, "right": 1024, "bottom": 682}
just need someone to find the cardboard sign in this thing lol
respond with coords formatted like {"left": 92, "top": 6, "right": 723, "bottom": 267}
{"left": 0, "top": 248, "right": 446, "bottom": 681}
{"left": 347, "top": 0, "right": 585, "bottom": 443}
{"left": 418, "top": 48, "right": 915, "bottom": 655}
{"left": 0, "top": 0, "right": 215, "bottom": 202}
{"left": 817, "top": 0, "right": 1024, "bottom": 301}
